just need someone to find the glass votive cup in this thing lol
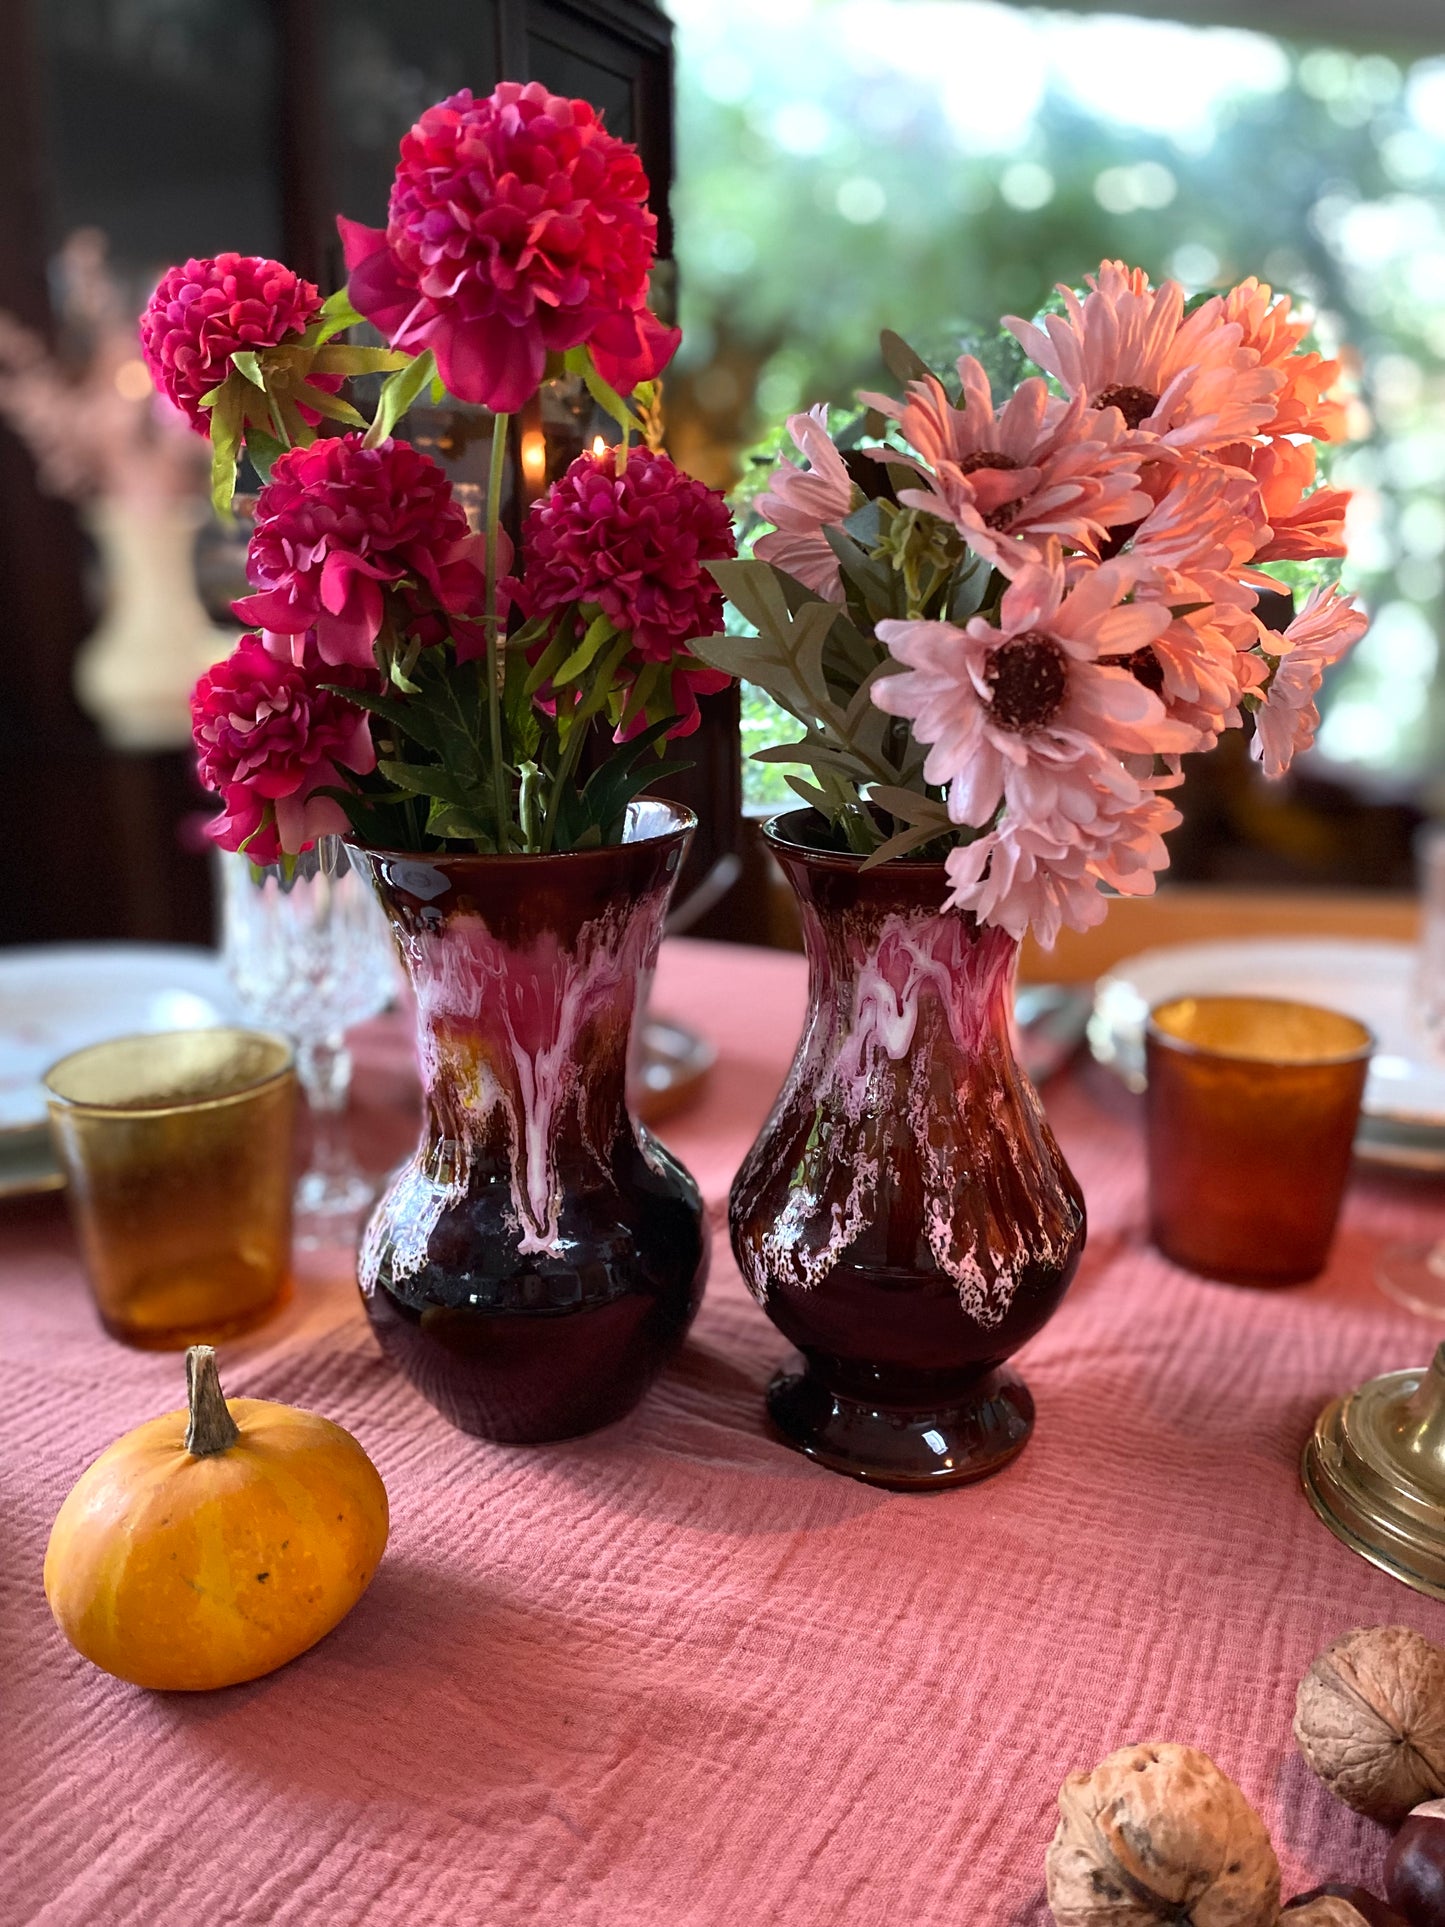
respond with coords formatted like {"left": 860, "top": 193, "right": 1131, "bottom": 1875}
{"left": 44, "top": 1028, "right": 297, "bottom": 1349}
{"left": 1145, "top": 994, "right": 1373, "bottom": 1286}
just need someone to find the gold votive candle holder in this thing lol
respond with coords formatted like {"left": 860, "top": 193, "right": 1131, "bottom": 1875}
{"left": 45, "top": 1028, "right": 297, "bottom": 1349}
{"left": 1145, "top": 994, "right": 1372, "bottom": 1286}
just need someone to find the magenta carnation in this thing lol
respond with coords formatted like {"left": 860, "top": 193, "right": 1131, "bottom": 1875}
{"left": 191, "top": 637, "right": 377, "bottom": 861}
{"left": 513, "top": 444, "right": 734, "bottom": 738}
{"left": 138, "top": 254, "right": 329, "bottom": 431}
{"left": 338, "top": 83, "right": 680, "bottom": 414}
{"left": 516, "top": 445, "right": 734, "bottom": 658}
{"left": 234, "top": 433, "right": 496, "bottom": 669}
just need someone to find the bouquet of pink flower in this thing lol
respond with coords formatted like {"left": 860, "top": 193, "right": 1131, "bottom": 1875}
{"left": 697, "top": 262, "right": 1366, "bottom": 944}
{"left": 150, "top": 83, "right": 733, "bottom": 864}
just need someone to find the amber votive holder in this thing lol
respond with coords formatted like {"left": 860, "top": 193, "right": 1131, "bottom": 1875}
{"left": 44, "top": 1028, "right": 297, "bottom": 1349}
{"left": 1144, "top": 994, "right": 1373, "bottom": 1287}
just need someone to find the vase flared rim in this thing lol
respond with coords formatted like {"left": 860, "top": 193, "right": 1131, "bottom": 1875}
{"left": 761, "top": 806, "right": 949, "bottom": 874}
{"left": 348, "top": 796, "right": 696, "bottom": 872}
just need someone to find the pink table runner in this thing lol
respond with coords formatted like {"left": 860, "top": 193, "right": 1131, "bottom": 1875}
{"left": 5, "top": 936, "right": 1445, "bottom": 1926}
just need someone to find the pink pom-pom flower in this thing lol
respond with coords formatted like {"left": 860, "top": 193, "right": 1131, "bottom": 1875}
{"left": 338, "top": 83, "right": 680, "bottom": 415}
{"left": 512, "top": 444, "right": 736, "bottom": 737}
{"left": 138, "top": 254, "right": 331, "bottom": 432}
{"left": 191, "top": 637, "right": 377, "bottom": 861}
{"left": 233, "top": 433, "right": 496, "bottom": 670}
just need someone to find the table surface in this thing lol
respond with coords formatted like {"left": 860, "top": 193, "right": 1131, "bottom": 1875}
{"left": 5, "top": 936, "right": 1445, "bottom": 1927}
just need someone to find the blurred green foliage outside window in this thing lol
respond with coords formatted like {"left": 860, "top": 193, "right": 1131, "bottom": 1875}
{"left": 662, "top": 0, "right": 1445, "bottom": 811}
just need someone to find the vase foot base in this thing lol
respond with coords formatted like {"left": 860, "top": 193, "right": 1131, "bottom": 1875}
{"left": 765, "top": 1362, "right": 1034, "bottom": 1491}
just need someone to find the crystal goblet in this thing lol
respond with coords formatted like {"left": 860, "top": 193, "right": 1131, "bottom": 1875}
{"left": 217, "top": 838, "right": 397, "bottom": 1247}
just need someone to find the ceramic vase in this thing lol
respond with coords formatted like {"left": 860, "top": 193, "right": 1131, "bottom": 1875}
{"left": 350, "top": 801, "right": 708, "bottom": 1442}
{"left": 730, "top": 810, "right": 1086, "bottom": 1489}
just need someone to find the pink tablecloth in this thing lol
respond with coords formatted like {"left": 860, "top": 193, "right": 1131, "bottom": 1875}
{"left": 5, "top": 937, "right": 1445, "bottom": 1927}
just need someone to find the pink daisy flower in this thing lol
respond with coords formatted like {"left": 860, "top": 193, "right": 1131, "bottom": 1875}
{"left": 862, "top": 356, "right": 1150, "bottom": 575}
{"left": 942, "top": 756, "right": 1182, "bottom": 946}
{"left": 873, "top": 556, "right": 1195, "bottom": 830}
{"left": 1251, "top": 586, "right": 1368, "bottom": 779}
{"left": 1219, "top": 278, "right": 1348, "bottom": 442}
{"left": 1006, "top": 261, "right": 1281, "bottom": 452}
{"left": 753, "top": 405, "right": 855, "bottom": 600}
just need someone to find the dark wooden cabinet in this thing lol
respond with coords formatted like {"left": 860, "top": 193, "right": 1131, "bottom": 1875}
{"left": 0, "top": 0, "right": 737, "bottom": 948}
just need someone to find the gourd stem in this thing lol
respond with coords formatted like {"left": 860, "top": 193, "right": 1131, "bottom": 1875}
{"left": 184, "top": 1346, "right": 240, "bottom": 1457}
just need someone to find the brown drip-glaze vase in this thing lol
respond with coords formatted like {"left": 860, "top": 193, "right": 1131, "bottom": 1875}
{"left": 348, "top": 800, "right": 708, "bottom": 1443}
{"left": 730, "top": 811, "right": 1086, "bottom": 1490}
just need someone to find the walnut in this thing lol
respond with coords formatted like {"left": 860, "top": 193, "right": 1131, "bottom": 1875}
{"left": 1045, "top": 1741, "right": 1279, "bottom": 1926}
{"left": 1294, "top": 1626, "right": 1445, "bottom": 1826}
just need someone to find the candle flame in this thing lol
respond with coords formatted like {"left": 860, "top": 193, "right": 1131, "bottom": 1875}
{"left": 114, "top": 358, "right": 152, "bottom": 401}
{"left": 591, "top": 435, "right": 608, "bottom": 458}
{"left": 520, "top": 430, "right": 547, "bottom": 485}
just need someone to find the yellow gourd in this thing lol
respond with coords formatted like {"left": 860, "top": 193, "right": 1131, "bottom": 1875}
{"left": 44, "top": 1346, "right": 389, "bottom": 1691}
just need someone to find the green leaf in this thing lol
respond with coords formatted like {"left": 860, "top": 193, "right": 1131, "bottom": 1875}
{"left": 231, "top": 350, "right": 265, "bottom": 389}
{"left": 425, "top": 798, "right": 495, "bottom": 843}
{"left": 504, "top": 650, "right": 542, "bottom": 764}
{"left": 553, "top": 610, "right": 618, "bottom": 686}
{"left": 363, "top": 350, "right": 438, "bottom": 448}
{"left": 948, "top": 554, "right": 995, "bottom": 625}
{"left": 823, "top": 524, "right": 899, "bottom": 623}
{"left": 330, "top": 683, "right": 444, "bottom": 754}
{"left": 309, "top": 345, "right": 413, "bottom": 377}
{"left": 879, "top": 329, "right": 935, "bottom": 389}
{"left": 299, "top": 384, "right": 368, "bottom": 428}
{"left": 377, "top": 759, "right": 474, "bottom": 806}
{"left": 860, "top": 820, "right": 955, "bottom": 867}
{"left": 208, "top": 378, "right": 245, "bottom": 516}
{"left": 243, "top": 426, "right": 287, "bottom": 481}
{"left": 314, "top": 287, "right": 365, "bottom": 347}
{"left": 785, "top": 773, "right": 832, "bottom": 812}
{"left": 565, "top": 344, "right": 640, "bottom": 441}
{"left": 841, "top": 498, "right": 886, "bottom": 549}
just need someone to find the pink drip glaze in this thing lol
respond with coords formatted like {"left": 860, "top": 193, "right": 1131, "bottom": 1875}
{"left": 393, "top": 883, "right": 671, "bottom": 1257}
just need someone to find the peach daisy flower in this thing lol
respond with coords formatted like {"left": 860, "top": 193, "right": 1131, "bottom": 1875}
{"left": 1220, "top": 278, "right": 1348, "bottom": 442}
{"left": 753, "top": 405, "right": 855, "bottom": 600}
{"left": 873, "top": 555, "right": 1194, "bottom": 830}
{"left": 1097, "top": 458, "right": 1268, "bottom": 745}
{"left": 1215, "top": 439, "right": 1349, "bottom": 566}
{"left": 1006, "top": 261, "right": 1281, "bottom": 452}
{"left": 1251, "top": 585, "right": 1368, "bottom": 779}
{"left": 860, "top": 355, "right": 1150, "bottom": 575}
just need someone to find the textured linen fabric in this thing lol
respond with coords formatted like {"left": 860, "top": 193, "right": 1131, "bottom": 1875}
{"left": 4, "top": 936, "right": 1445, "bottom": 1927}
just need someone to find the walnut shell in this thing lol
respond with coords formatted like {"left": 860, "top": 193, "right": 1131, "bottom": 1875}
{"left": 1045, "top": 1741, "right": 1280, "bottom": 1926}
{"left": 1294, "top": 1626, "right": 1445, "bottom": 1825}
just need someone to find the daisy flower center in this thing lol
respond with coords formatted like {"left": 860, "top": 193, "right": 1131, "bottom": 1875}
{"left": 1093, "top": 384, "right": 1158, "bottom": 428}
{"left": 984, "top": 632, "right": 1068, "bottom": 733}
{"left": 956, "top": 450, "right": 1023, "bottom": 530}
{"left": 1103, "top": 644, "right": 1165, "bottom": 695}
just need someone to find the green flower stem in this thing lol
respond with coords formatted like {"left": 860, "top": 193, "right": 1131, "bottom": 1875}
{"left": 484, "top": 411, "right": 512, "bottom": 850}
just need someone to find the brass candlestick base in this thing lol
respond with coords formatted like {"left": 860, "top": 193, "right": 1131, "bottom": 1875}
{"left": 1303, "top": 1343, "right": 1445, "bottom": 1602}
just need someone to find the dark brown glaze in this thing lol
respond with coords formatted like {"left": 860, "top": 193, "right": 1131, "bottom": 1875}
{"left": 730, "top": 811, "right": 1086, "bottom": 1489}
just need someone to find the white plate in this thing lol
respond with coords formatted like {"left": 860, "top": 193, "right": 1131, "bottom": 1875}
{"left": 1090, "top": 937, "right": 1445, "bottom": 1133}
{"left": 0, "top": 943, "right": 241, "bottom": 1138}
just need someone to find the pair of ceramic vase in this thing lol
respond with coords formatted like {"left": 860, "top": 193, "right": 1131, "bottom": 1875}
{"left": 349, "top": 801, "right": 1086, "bottom": 1491}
